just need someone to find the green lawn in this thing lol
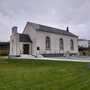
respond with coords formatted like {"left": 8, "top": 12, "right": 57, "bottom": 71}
{"left": 0, "top": 58, "right": 90, "bottom": 90}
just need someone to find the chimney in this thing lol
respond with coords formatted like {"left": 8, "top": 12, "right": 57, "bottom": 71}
{"left": 66, "top": 27, "right": 69, "bottom": 32}
{"left": 12, "top": 26, "right": 18, "bottom": 34}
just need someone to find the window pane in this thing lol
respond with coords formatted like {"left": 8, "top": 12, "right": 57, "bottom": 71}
{"left": 71, "top": 39, "right": 74, "bottom": 50}
{"left": 46, "top": 36, "right": 51, "bottom": 50}
{"left": 59, "top": 38, "right": 64, "bottom": 50}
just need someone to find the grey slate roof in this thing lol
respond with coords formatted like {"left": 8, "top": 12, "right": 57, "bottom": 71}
{"left": 28, "top": 22, "right": 78, "bottom": 38}
{"left": 19, "top": 34, "right": 32, "bottom": 43}
{"left": 36, "top": 24, "right": 78, "bottom": 38}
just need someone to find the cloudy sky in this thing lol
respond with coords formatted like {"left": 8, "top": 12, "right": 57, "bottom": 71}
{"left": 0, "top": 0, "right": 90, "bottom": 41}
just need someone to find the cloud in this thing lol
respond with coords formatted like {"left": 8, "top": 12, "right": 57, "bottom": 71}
{"left": 0, "top": 0, "right": 90, "bottom": 41}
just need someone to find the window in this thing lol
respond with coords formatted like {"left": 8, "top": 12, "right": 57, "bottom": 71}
{"left": 59, "top": 38, "right": 64, "bottom": 50}
{"left": 46, "top": 36, "right": 51, "bottom": 50}
{"left": 70, "top": 39, "right": 74, "bottom": 50}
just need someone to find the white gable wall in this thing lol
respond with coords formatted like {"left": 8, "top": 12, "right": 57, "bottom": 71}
{"left": 23, "top": 23, "right": 38, "bottom": 55}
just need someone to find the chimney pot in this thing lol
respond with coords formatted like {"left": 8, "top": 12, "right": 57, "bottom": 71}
{"left": 12, "top": 26, "right": 18, "bottom": 34}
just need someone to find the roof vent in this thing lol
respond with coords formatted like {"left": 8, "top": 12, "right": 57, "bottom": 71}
{"left": 66, "top": 27, "right": 69, "bottom": 32}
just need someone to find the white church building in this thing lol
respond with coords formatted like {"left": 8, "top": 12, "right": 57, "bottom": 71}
{"left": 10, "top": 22, "right": 79, "bottom": 57}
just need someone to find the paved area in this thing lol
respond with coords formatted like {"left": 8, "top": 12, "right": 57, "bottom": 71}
{"left": 53, "top": 56, "right": 90, "bottom": 60}
{"left": 11, "top": 56, "right": 90, "bottom": 63}
{"left": 32, "top": 57, "right": 90, "bottom": 63}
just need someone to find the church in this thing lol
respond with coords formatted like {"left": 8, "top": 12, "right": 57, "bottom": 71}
{"left": 10, "top": 22, "right": 79, "bottom": 57}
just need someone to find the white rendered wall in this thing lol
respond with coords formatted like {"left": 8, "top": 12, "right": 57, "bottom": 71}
{"left": 10, "top": 33, "right": 20, "bottom": 56}
{"left": 36, "top": 31, "right": 78, "bottom": 55}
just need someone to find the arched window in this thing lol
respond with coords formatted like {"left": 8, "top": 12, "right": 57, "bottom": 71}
{"left": 46, "top": 36, "right": 51, "bottom": 50}
{"left": 71, "top": 39, "right": 74, "bottom": 50}
{"left": 59, "top": 38, "right": 64, "bottom": 50}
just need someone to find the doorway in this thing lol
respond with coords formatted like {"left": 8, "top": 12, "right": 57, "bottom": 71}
{"left": 23, "top": 44, "right": 29, "bottom": 54}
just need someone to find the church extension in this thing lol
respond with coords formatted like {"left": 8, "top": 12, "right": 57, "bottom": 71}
{"left": 10, "top": 22, "right": 79, "bottom": 57}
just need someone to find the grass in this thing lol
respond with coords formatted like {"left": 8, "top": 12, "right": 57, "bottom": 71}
{"left": 0, "top": 58, "right": 90, "bottom": 90}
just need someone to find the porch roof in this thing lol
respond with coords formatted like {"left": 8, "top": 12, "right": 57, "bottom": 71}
{"left": 19, "top": 34, "right": 32, "bottom": 43}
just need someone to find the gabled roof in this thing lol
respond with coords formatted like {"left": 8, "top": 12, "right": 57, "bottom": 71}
{"left": 19, "top": 34, "right": 32, "bottom": 43}
{"left": 28, "top": 22, "right": 78, "bottom": 38}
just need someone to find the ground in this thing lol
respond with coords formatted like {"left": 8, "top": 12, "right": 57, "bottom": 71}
{"left": 0, "top": 58, "right": 90, "bottom": 90}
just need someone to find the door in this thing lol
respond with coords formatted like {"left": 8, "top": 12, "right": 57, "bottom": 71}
{"left": 23, "top": 44, "right": 29, "bottom": 54}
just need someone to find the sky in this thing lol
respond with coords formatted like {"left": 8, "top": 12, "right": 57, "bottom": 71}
{"left": 0, "top": 0, "right": 90, "bottom": 41}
